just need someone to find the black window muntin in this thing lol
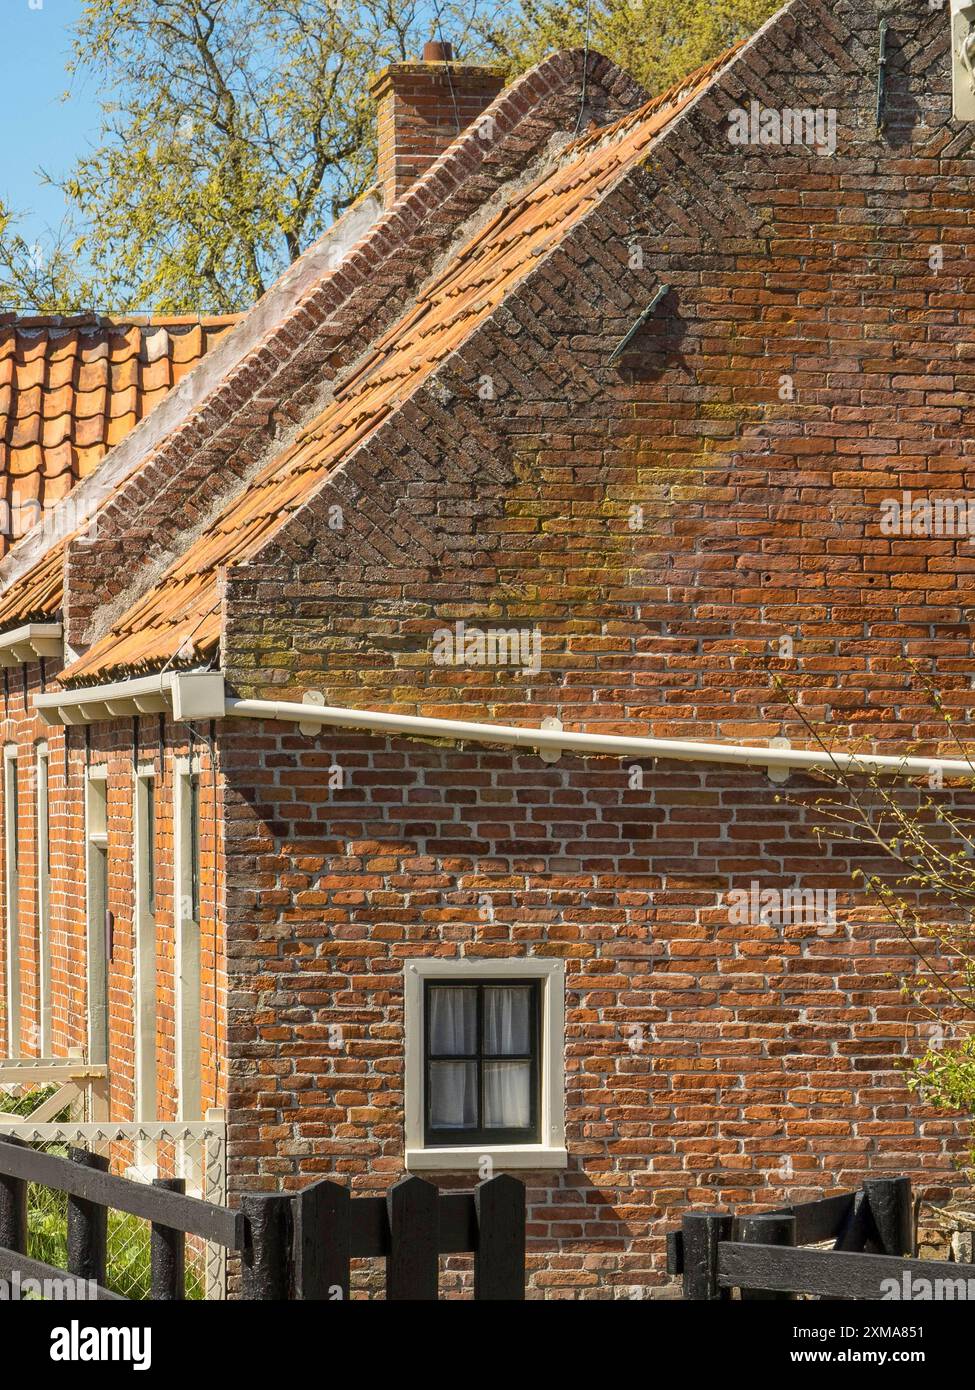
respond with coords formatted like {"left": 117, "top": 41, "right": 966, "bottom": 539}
{"left": 423, "top": 978, "right": 541, "bottom": 1147}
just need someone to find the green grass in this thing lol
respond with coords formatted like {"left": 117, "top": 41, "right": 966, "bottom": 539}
{"left": 0, "top": 1082, "right": 59, "bottom": 1116}
{"left": 1, "top": 1095, "right": 204, "bottom": 1299}
{"left": 26, "top": 1171, "right": 205, "bottom": 1299}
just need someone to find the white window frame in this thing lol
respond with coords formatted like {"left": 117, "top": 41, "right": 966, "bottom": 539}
{"left": 174, "top": 756, "right": 202, "bottom": 1123}
{"left": 133, "top": 765, "right": 158, "bottom": 1126}
{"left": 85, "top": 766, "right": 109, "bottom": 1067}
{"left": 36, "top": 743, "right": 51, "bottom": 1055}
{"left": 404, "top": 957, "right": 567, "bottom": 1171}
{"left": 3, "top": 746, "right": 19, "bottom": 1055}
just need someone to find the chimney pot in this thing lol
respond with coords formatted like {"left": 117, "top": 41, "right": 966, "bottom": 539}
{"left": 423, "top": 40, "right": 453, "bottom": 62}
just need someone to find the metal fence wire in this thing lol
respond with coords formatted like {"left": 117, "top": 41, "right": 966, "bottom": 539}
{"left": 0, "top": 1079, "right": 226, "bottom": 1299}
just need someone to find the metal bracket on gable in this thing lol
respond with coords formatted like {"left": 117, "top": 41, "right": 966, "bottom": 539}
{"left": 876, "top": 19, "right": 890, "bottom": 133}
{"left": 608, "top": 283, "right": 672, "bottom": 366}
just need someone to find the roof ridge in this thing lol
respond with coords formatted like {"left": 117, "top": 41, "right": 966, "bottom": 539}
{"left": 0, "top": 313, "right": 243, "bottom": 331}
{"left": 563, "top": 40, "right": 746, "bottom": 162}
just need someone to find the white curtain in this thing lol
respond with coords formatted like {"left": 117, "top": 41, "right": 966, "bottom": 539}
{"left": 428, "top": 986, "right": 476, "bottom": 1054}
{"left": 428, "top": 985, "right": 532, "bottom": 1130}
{"left": 429, "top": 1062, "right": 477, "bottom": 1128}
{"left": 483, "top": 986, "right": 530, "bottom": 1054}
{"left": 484, "top": 1062, "right": 531, "bottom": 1128}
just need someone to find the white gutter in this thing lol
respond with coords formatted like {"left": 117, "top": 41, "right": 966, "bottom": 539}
{"left": 31, "top": 672, "right": 975, "bottom": 778}
{"left": 35, "top": 670, "right": 225, "bottom": 727}
{"left": 0, "top": 623, "right": 63, "bottom": 668}
{"left": 224, "top": 694, "right": 975, "bottom": 780}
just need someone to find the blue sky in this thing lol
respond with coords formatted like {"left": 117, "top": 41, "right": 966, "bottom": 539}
{"left": 1, "top": 0, "right": 99, "bottom": 246}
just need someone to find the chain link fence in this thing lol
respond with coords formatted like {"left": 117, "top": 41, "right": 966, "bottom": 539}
{"left": 0, "top": 1072, "right": 226, "bottom": 1299}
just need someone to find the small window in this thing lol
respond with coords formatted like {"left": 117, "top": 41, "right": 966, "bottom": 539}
{"left": 404, "top": 959, "right": 566, "bottom": 1171}
{"left": 36, "top": 746, "right": 51, "bottom": 1055}
{"left": 85, "top": 771, "right": 109, "bottom": 1067}
{"left": 134, "top": 771, "right": 158, "bottom": 1128}
{"left": 3, "top": 748, "right": 19, "bottom": 1055}
{"left": 424, "top": 980, "right": 540, "bottom": 1146}
{"left": 175, "top": 762, "right": 202, "bottom": 1122}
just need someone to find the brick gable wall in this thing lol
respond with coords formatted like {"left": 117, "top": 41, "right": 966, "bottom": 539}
{"left": 218, "top": 0, "right": 975, "bottom": 1293}
{"left": 61, "top": 51, "right": 645, "bottom": 653}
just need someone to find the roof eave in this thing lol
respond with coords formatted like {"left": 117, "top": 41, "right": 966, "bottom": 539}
{"left": 34, "top": 669, "right": 225, "bottom": 727}
{"left": 0, "top": 623, "right": 63, "bottom": 668}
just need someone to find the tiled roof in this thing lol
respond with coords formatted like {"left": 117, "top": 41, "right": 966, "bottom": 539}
{"left": 0, "top": 539, "right": 63, "bottom": 627}
{"left": 0, "top": 315, "right": 238, "bottom": 557}
{"left": 59, "top": 49, "right": 739, "bottom": 684}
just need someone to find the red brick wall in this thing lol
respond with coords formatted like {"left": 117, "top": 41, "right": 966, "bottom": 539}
{"left": 7, "top": 56, "right": 645, "bottom": 1136}
{"left": 218, "top": 0, "right": 975, "bottom": 1294}
{"left": 0, "top": 678, "right": 226, "bottom": 1125}
{"left": 219, "top": 726, "right": 969, "bottom": 1296}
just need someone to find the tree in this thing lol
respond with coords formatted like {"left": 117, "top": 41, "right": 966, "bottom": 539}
{"left": 479, "top": 0, "right": 782, "bottom": 95}
{"left": 0, "top": 0, "right": 781, "bottom": 314}
{"left": 2, "top": 0, "right": 471, "bottom": 314}
{"left": 0, "top": 203, "right": 87, "bottom": 313}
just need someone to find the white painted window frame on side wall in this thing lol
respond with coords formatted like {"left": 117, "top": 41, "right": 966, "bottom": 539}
{"left": 404, "top": 956, "right": 568, "bottom": 1172}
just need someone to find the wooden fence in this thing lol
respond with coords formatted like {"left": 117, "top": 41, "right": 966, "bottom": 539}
{"left": 241, "top": 1172, "right": 526, "bottom": 1300}
{"left": 668, "top": 1176, "right": 975, "bottom": 1300}
{"left": 0, "top": 1136, "right": 526, "bottom": 1300}
{"left": 0, "top": 1134, "right": 243, "bottom": 1300}
{"left": 0, "top": 1052, "right": 109, "bottom": 1121}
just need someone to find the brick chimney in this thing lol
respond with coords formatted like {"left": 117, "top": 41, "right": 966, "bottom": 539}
{"left": 370, "top": 41, "right": 505, "bottom": 206}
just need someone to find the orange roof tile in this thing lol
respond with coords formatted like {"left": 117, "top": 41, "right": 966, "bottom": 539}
{"left": 0, "top": 315, "right": 239, "bottom": 559}
{"left": 0, "top": 538, "right": 64, "bottom": 627}
{"left": 61, "top": 51, "right": 739, "bottom": 684}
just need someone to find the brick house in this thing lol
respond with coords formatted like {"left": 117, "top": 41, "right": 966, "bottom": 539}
{"left": 1, "top": 0, "right": 974, "bottom": 1296}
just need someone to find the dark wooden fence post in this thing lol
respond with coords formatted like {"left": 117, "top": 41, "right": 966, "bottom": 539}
{"left": 150, "top": 1177, "right": 185, "bottom": 1300}
{"left": 681, "top": 1212, "right": 733, "bottom": 1300}
{"left": 67, "top": 1148, "right": 109, "bottom": 1287}
{"left": 737, "top": 1212, "right": 797, "bottom": 1301}
{"left": 387, "top": 1175, "right": 438, "bottom": 1300}
{"left": 293, "top": 1178, "right": 351, "bottom": 1301}
{"left": 863, "top": 1177, "right": 913, "bottom": 1257}
{"left": 240, "top": 1193, "right": 292, "bottom": 1300}
{"left": 0, "top": 1136, "right": 28, "bottom": 1256}
{"left": 474, "top": 1174, "right": 525, "bottom": 1300}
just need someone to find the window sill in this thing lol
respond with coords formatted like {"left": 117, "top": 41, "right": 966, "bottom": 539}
{"left": 406, "top": 1145, "right": 568, "bottom": 1172}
